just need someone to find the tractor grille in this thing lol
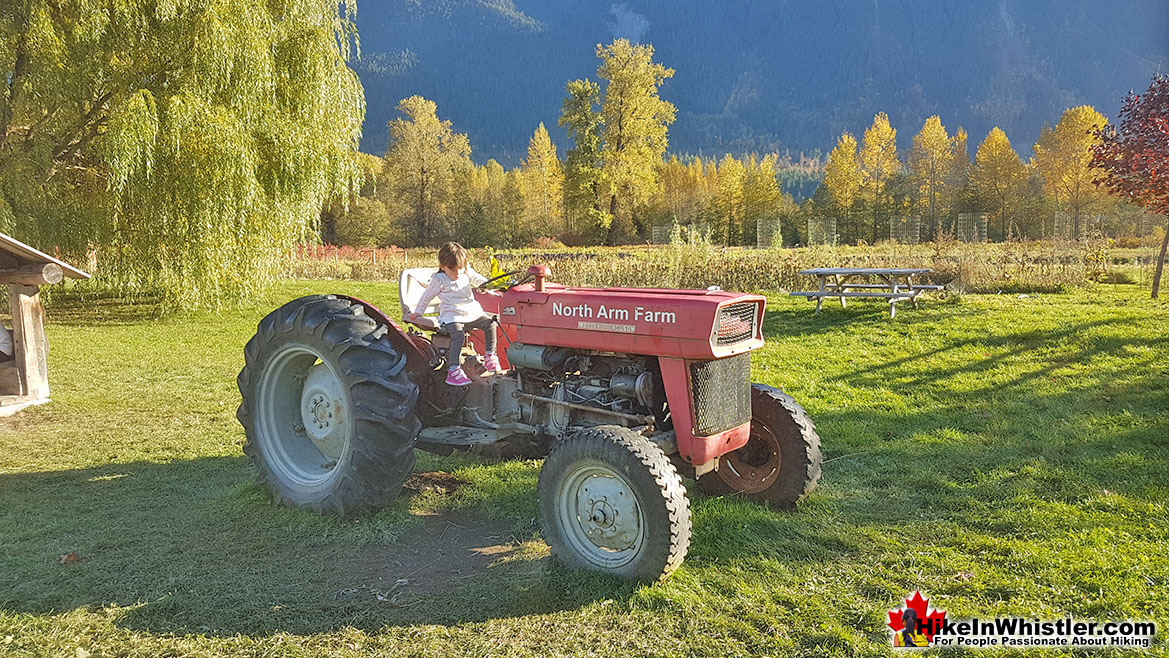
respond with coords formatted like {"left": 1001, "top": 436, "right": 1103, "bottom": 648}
{"left": 714, "top": 302, "right": 759, "bottom": 346}
{"left": 690, "top": 353, "right": 752, "bottom": 436}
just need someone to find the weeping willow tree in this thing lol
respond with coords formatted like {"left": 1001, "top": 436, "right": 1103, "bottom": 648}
{"left": 0, "top": 0, "right": 365, "bottom": 306}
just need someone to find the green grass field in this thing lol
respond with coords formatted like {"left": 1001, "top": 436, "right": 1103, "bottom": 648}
{"left": 2, "top": 281, "right": 1167, "bottom": 657}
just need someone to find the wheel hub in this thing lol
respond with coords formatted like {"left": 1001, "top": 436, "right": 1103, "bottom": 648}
{"left": 717, "top": 423, "right": 781, "bottom": 493}
{"left": 310, "top": 395, "right": 331, "bottom": 424}
{"left": 575, "top": 474, "right": 640, "bottom": 551}
{"left": 299, "top": 363, "right": 346, "bottom": 460}
{"left": 589, "top": 501, "right": 614, "bottom": 527}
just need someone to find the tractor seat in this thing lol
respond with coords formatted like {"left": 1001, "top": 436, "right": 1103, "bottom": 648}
{"left": 398, "top": 267, "right": 447, "bottom": 333}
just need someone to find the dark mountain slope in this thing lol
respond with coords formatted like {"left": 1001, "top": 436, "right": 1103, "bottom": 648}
{"left": 354, "top": 1, "right": 1169, "bottom": 164}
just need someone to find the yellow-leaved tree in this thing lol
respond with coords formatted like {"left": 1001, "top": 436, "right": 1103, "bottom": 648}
{"left": 972, "top": 127, "right": 1028, "bottom": 240}
{"left": 658, "top": 156, "right": 705, "bottom": 226}
{"left": 596, "top": 39, "right": 676, "bottom": 243}
{"left": 485, "top": 160, "right": 524, "bottom": 245}
{"left": 521, "top": 122, "right": 564, "bottom": 238}
{"left": 382, "top": 96, "right": 472, "bottom": 247}
{"left": 712, "top": 154, "right": 746, "bottom": 245}
{"left": 1033, "top": 105, "right": 1108, "bottom": 238}
{"left": 824, "top": 132, "right": 862, "bottom": 240}
{"left": 860, "top": 113, "right": 900, "bottom": 243}
{"left": 908, "top": 116, "right": 954, "bottom": 240}
{"left": 946, "top": 127, "right": 973, "bottom": 233}
{"left": 742, "top": 154, "right": 789, "bottom": 247}
{"left": 559, "top": 79, "right": 606, "bottom": 237}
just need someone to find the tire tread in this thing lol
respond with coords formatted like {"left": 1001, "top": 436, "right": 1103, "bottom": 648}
{"left": 539, "top": 425, "right": 691, "bottom": 581}
{"left": 696, "top": 384, "right": 822, "bottom": 508}
{"left": 237, "top": 295, "right": 420, "bottom": 517}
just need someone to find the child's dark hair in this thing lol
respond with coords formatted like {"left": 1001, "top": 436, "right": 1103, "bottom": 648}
{"left": 438, "top": 242, "right": 467, "bottom": 271}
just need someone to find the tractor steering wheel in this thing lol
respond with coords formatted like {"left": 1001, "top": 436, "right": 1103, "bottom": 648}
{"left": 478, "top": 269, "right": 536, "bottom": 292}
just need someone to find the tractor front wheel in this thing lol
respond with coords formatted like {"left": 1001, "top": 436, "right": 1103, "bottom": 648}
{"left": 538, "top": 426, "right": 691, "bottom": 581}
{"left": 237, "top": 295, "right": 421, "bottom": 516}
{"left": 697, "top": 384, "right": 821, "bottom": 508}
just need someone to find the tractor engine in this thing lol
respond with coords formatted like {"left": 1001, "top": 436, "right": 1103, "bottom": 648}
{"left": 503, "top": 344, "right": 661, "bottom": 434}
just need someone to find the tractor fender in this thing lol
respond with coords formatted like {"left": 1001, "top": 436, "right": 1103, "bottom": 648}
{"left": 336, "top": 295, "right": 433, "bottom": 373}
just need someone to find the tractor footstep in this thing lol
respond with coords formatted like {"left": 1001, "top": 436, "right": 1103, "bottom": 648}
{"left": 417, "top": 426, "right": 496, "bottom": 445}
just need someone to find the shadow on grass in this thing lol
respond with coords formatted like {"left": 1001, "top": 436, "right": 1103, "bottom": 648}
{"left": 835, "top": 316, "right": 1168, "bottom": 391}
{"left": 38, "top": 288, "right": 172, "bottom": 327}
{"left": 763, "top": 294, "right": 975, "bottom": 338}
{"left": 5, "top": 361, "right": 1164, "bottom": 638}
{"left": 0, "top": 454, "right": 846, "bottom": 637}
{"left": 803, "top": 316, "right": 1169, "bottom": 525}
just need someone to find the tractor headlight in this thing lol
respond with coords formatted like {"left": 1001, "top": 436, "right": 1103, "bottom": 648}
{"left": 713, "top": 301, "right": 760, "bottom": 347}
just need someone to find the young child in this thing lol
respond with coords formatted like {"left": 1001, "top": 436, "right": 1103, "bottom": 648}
{"left": 408, "top": 242, "right": 501, "bottom": 386}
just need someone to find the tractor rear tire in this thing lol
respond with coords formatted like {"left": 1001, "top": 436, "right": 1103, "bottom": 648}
{"left": 237, "top": 295, "right": 420, "bottom": 517}
{"left": 697, "top": 384, "right": 821, "bottom": 508}
{"left": 538, "top": 425, "right": 691, "bottom": 581}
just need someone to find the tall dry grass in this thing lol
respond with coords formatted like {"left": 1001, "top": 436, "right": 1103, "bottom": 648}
{"left": 287, "top": 240, "right": 1161, "bottom": 294}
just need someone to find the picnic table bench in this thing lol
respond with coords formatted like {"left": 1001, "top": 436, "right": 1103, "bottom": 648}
{"left": 790, "top": 267, "right": 943, "bottom": 318}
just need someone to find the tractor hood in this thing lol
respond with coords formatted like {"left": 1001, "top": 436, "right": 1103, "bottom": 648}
{"left": 494, "top": 284, "right": 765, "bottom": 360}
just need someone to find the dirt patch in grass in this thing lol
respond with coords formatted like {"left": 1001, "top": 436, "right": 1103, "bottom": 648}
{"left": 403, "top": 471, "right": 466, "bottom": 496}
{"left": 344, "top": 512, "right": 528, "bottom": 602}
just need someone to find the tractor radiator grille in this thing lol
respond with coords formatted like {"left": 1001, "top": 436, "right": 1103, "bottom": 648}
{"left": 690, "top": 353, "right": 752, "bottom": 436}
{"left": 714, "top": 302, "right": 759, "bottom": 346}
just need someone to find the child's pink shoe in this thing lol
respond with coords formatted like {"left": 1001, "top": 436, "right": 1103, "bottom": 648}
{"left": 483, "top": 352, "right": 502, "bottom": 373}
{"left": 445, "top": 367, "right": 472, "bottom": 386}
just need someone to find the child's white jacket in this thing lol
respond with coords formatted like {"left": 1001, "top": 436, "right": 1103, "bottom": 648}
{"left": 413, "top": 267, "right": 488, "bottom": 324}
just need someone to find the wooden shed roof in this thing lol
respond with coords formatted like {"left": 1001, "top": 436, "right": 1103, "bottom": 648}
{"left": 0, "top": 233, "right": 90, "bottom": 280}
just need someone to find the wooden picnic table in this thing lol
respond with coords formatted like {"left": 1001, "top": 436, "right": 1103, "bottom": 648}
{"left": 790, "top": 267, "right": 942, "bottom": 318}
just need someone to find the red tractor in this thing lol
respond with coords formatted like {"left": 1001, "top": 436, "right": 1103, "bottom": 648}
{"left": 237, "top": 265, "right": 821, "bottom": 580}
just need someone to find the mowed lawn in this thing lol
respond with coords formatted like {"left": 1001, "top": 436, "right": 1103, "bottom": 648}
{"left": 1, "top": 280, "right": 1167, "bottom": 657}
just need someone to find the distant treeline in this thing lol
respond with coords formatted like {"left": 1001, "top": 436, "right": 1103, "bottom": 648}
{"left": 331, "top": 40, "right": 1149, "bottom": 250}
{"left": 327, "top": 39, "right": 811, "bottom": 249}
{"left": 813, "top": 107, "right": 1152, "bottom": 245}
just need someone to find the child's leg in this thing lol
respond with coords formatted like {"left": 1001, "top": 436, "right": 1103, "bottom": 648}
{"left": 442, "top": 322, "right": 467, "bottom": 369}
{"left": 466, "top": 315, "right": 497, "bottom": 353}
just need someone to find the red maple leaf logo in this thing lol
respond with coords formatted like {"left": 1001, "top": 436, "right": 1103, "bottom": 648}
{"left": 888, "top": 591, "right": 947, "bottom": 642}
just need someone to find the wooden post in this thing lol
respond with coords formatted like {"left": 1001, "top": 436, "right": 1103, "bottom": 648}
{"left": 9, "top": 284, "right": 49, "bottom": 400}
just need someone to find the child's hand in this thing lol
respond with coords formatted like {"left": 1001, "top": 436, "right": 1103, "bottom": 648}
{"left": 407, "top": 312, "right": 419, "bottom": 322}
